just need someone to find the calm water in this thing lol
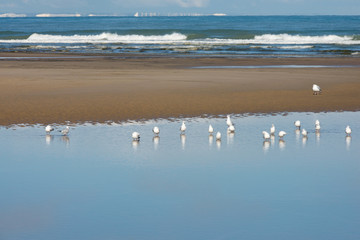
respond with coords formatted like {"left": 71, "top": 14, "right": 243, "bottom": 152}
{"left": 1, "top": 15, "right": 360, "bottom": 57}
{"left": 0, "top": 112, "right": 359, "bottom": 240}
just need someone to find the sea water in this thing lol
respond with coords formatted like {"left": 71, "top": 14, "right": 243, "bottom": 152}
{"left": 0, "top": 112, "right": 359, "bottom": 240}
{"left": 1, "top": 15, "right": 360, "bottom": 57}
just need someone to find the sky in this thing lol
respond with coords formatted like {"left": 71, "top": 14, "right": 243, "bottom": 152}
{"left": 0, "top": 0, "right": 359, "bottom": 16}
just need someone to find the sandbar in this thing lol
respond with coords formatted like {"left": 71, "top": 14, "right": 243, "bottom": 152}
{"left": 0, "top": 53, "right": 360, "bottom": 125}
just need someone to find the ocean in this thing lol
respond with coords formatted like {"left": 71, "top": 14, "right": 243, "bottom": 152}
{"left": 1, "top": 15, "right": 360, "bottom": 57}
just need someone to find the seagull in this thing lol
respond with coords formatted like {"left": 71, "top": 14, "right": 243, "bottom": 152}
{"left": 180, "top": 121, "right": 186, "bottom": 133}
{"left": 270, "top": 124, "right": 275, "bottom": 135}
{"left": 302, "top": 128, "right": 308, "bottom": 137}
{"left": 315, "top": 120, "right": 320, "bottom": 126}
{"left": 208, "top": 124, "right": 214, "bottom": 134}
{"left": 216, "top": 131, "right": 221, "bottom": 140}
{"left": 278, "top": 131, "right": 286, "bottom": 139}
{"left": 294, "top": 120, "right": 301, "bottom": 129}
{"left": 227, "top": 124, "right": 235, "bottom": 133}
{"left": 315, "top": 123, "right": 321, "bottom": 131}
{"left": 262, "top": 131, "right": 270, "bottom": 140}
{"left": 345, "top": 125, "right": 352, "bottom": 136}
{"left": 132, "top": 131, "right": 140, "bottom": 141}
{"left": 45, "top": 125, "right": 54, "bottom": 135}
{"left": 313, "top": 84, "right": 321, "bottom": 95}
{"left": 152, "top": 126, "right": 160, "bottom": 136}
{"left": 60, "top": 126, "right": 70, "bottom": 136}
{"left": 226, "top": 115, "right": 232, "bottom": 127}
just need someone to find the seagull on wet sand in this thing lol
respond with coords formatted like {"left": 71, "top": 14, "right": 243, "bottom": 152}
{"left": 345, "top": 125, "right": 352, "bottom": 136}
{"left": 313, "top": 84, "right": 321, "bottom": 95}
{"left": 132, "top": 131, "right": 140, "bottom": 141}
{"left": 45, "top": 125, "right": 54, "bottom": 135}
{"left": 152, "top": 126, "right": 160, "bottom": 136}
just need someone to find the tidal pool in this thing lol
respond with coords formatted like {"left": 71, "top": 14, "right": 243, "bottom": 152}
{"left": 0, "top": 112, "right": 359, "bottom": 240}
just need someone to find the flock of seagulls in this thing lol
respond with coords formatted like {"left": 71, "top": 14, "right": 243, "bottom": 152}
{"left": 45, "top": 124, "right": 70, "bottom": 136}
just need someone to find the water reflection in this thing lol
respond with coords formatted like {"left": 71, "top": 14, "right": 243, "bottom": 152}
{"left": 132, "top": 140, "right": 139, "bottom": 151}
{"left": 263, "top": 140, "right": 270, "bottom": 153}
{"left": 227, "top": 132, "right": 234, "bottom": 145}
{"left": 295, "top": 129, "right": 301, "bottom": 143}
{"left": 208, "top": 134, "right": 213, "bottom": 147}
{"left": 346, "top": 136, "right": 351, "bottom": 151}
{"left": 216, "top": 139, "right": 221, "bottom": 150}
{"left": 45, "top": 134, "right": 53, "bottom": 145}
{"left": 279, "top": 139, "right": 286, "bottom": 151}
{"left": 315, "top": 131, "right": 321, "bottom": 145}
{"left": 270, "top": 135, "right": 275, "bottom": 148}
{"left": 61, "top": 136, "right": 70, "bottom": 147}
{"left": 180, "top": 134, "right": 186, "bottom": 150}
{"left": 153, "top": 136, "right": 160, "bottom": 150}
{"left": 302, "top": 136, "right": 308, "bottom": 147}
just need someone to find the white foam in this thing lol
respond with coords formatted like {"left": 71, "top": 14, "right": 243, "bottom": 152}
{"left": 1, "top": 33, "right": 359, "bottom": 45}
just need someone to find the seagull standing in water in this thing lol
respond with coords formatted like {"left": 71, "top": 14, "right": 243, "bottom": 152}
{"left": 227, "top": 124, "right": 235, "bottom": 133}
{"left": 132, "top": 132, "right": 140, "bottom": 141}
{"left": 152, "top": 126, "right": 160, "bottom": 136}
{"left": 313, "top": 84, "right": 321, "bottom": 95}
{"left": 45, "top": 125, "right": 54, "bottom": 135}
{"left": 294, "top": 120, "right": 301, "bottom": 129}
{"left": 270, "top": 124, "right": 275, "bottom": 135}
{"left": 302, "top": 128, "right": 308, "bottom": 137}
{"left": 180, "top": 121, "right": 186, "bottom": 133}
{"left": 216, "top": 132, "right": 221, "bottom": 141}
{"left": 262, "top": 131, "right": 270, "bottom": 140}
{"left": 60, "top": 126, "right": 70, "bottom": 136}
{"left": 345, "top": 125, "right": 352, "bottom": 136}
{"left": 208, "top": 124, "right": 214, "bottom": 134}
{"left": 278, "top": 131, "right": 286, "bottom": 139}
{"left": 226, "top": 115, "right": 233, "bottom": 127}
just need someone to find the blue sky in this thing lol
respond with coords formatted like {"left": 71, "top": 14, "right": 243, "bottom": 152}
{"left": 0, "top": 0, "right": 359, "bottom": 15}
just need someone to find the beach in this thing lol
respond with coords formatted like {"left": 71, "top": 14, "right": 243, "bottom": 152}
{"left": 0, "top": 53, "right": 360, "bottom": 125}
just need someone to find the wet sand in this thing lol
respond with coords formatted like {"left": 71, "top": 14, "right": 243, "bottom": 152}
{"left": 0, "top": 53, "right": 360, "bottom": 125}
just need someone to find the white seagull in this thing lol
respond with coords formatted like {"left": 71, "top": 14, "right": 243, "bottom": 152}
{"left": 345, "top": 125, "right": 352, "bottom": 136}
{"left": 270, "top": 124, "right": 275, "bottom": 135}
{"left": 302, "top": 128, "right": 308, "bottom": 137}
{"left": 262, "top": 131, "right": 270, "bottom": 140}
{"left": 152, "top": 126, "right": 160, "bottom": 136}
{"left": 278, "top": 131, "right": 286, "bottom": 139}
{"left": 315, "top": 123, "right": 321, "bottom": 131}
{"left": 132, "top": 131, "right": 140, "bottom": 141}
{"left": 180, "top": 121, "right": 186, "bottom": 133}
{"left": 216, "top": 131, "right": 221, "bottom": 140}
{"left": 294, "top": 120, "right": 301, "bottom": 129}
{"left": 45, "top": 125, "right": 54, "bottom": 135}
{"left": 313, "top": 84, "right": 321, "bottom": 95}
{"left": 60, "top": 126, "right": 70, "bottom": 136}
{"left": 208, "top": 124, "right": 214, "bottom": 134}
{"left": 315, "top": 120, "right": 320, "bottom": 126}
{"left": 227, "top": 124, "right": 235, "bottom": 133}
{"left": 226, "top": 115, "right": 233, "bottom": 127}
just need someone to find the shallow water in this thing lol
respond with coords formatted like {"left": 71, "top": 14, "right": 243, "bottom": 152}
{"left": 1, "top": 112, "right": 359, "bottom": 240}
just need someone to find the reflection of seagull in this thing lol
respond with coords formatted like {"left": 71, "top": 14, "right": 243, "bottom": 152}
{"left": 132, "top": 131, "right": 140, "bottom": 141}
{"left": 346, "top": 136, "right": 351, "bottom": 150}
{"left": 152, "top": 126, "right": 160, "bottom": 136}
{"left": 216, "top": 132, "right": 221, "bottom": 140}
{"left": 345, "top": 125, "right": 352, "bottom": 136}
{"left": 226, "top": 115, "right": 232, "bottom": 127}
{"left": 45, "top": 134, "right": 53, "bottom": 145}
{"left": 181, "top": 134, "right": 186, "bottom": 150}
{"left": 270, "top": 124, "right": 275, "bottom": 135}
{"left": 294, "top": 120, "right": 301, "bottom": 129}
{"left": 180, "top": 121, "right": 186, "bottom": 133}
{"left": 263, "top": 141, "right": 270, "bottom": 152}
{"left": 45, "top": 125, "right": 54, "bottom": 135}
{"left": 60, "top": 126, "right": 70, "bottom": 136}
{"left": 279, "top": 139, "right": 286, "bottom": 150}
{"left": 208, "top": 124, "right": 214, "bottom": 134}
{"left": 262, "top": 131, "right": 270, "bottom": 140}
{"left": 132, "top": 140, "right": 139, "bottom": 150}
{"left": 278, "top": 131, "right": 286, "bottom": 139}
{"left": 208, "top": 134, "right": 213, "bottom": 146}
{"left": 302, "top": 128, "right": 308, "bottom": 137}
{"left": 313, "top": 84, "right": 321, "bottom": 95}
{"left": 153, "top": 136, "right": 160, "bottom": 150}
